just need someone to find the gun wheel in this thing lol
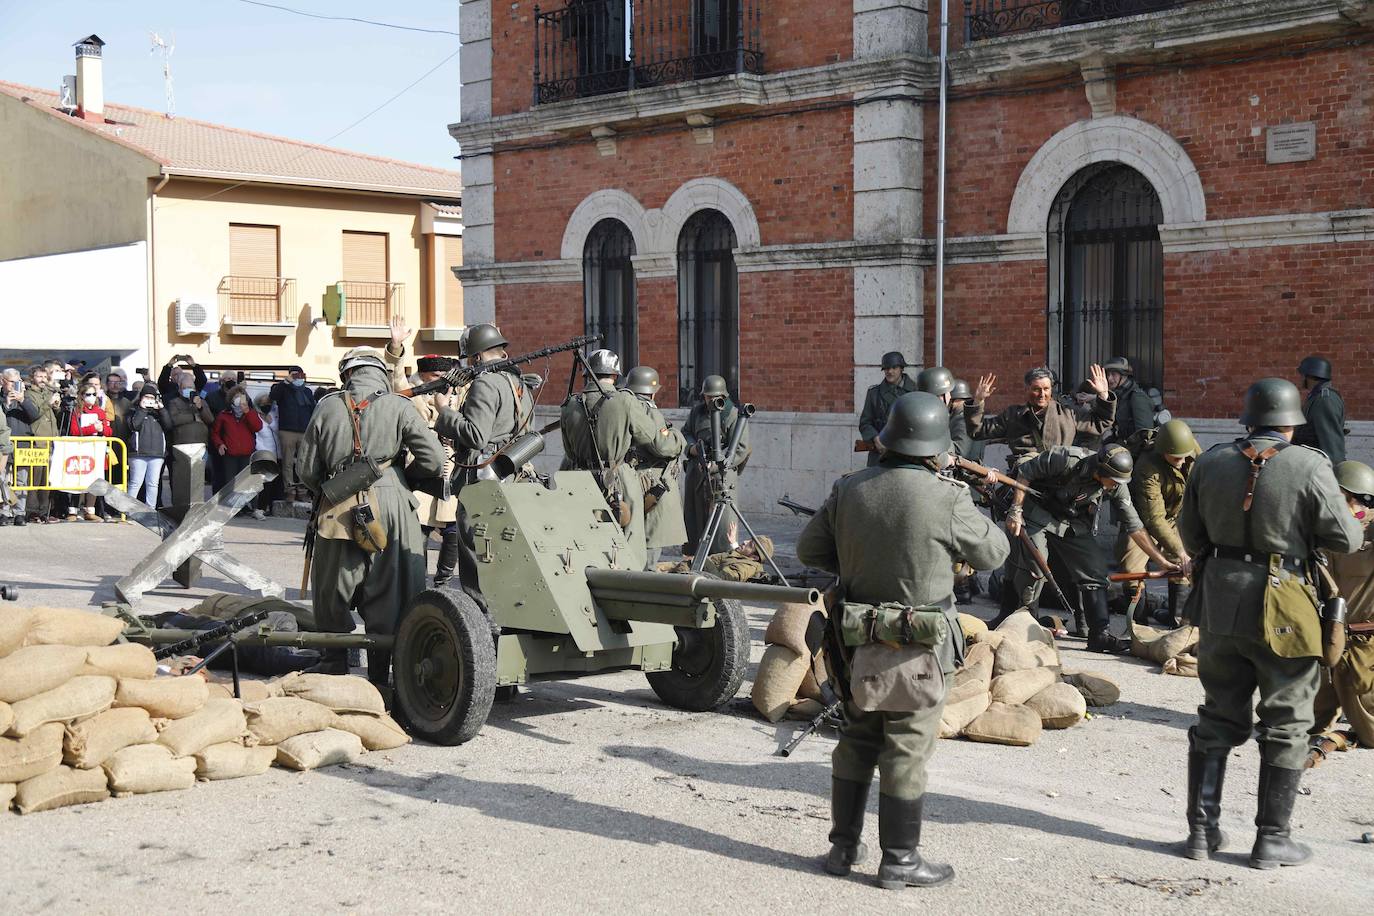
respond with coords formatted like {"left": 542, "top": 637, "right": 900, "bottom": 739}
{"left": 393, "top": 587, "right": 497, "bottom": 745}
{"left": 646, "top": 584, "right": 749, "bottom": 712}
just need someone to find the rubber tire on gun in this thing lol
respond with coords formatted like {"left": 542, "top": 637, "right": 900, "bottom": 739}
{"left": 646, "top": 573, "right": 750, "bottom": 712}
{"left": 393, "top": 587, "right": 498, "bottom": 745}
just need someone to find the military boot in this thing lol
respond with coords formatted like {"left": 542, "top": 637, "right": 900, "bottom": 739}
{"left": 1081, "top": 586, "right": 1130, "bottom": 654}
{"left": 1128, "top": 583, "right": 1151, "bottom": 625}
{"left": 1154, "top": 581, "right": 1188, "bottom": 629}
{"left": 306, "top": 648, "right": 350, "bottom": 675}
{"left": 1249, "top": 763, "right": 1312, "bottom": 869}
{"left": 824, "top": 777, "right": 871, "bottom": 876}
{"left": 1183, "top": 730, "right": 1228, "bottom": 859}
{"left": 988, "top": 576, "right": 1020, "bottom": 629}
{"left": 875, "top": 795, "right": 955, "bottom": 889}
{"left": 367, "top": 649, "right": 393, "bottom": 710}
{"left": 433, "top": 529, "right": 462, "bottom": 587}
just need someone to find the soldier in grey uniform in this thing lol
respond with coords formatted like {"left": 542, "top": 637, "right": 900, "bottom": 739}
{"left": 916, "top": 366, "right": 971, "bottom": 459}
{"left": 1102, "top": 356, "right": 1155, "bottom": 444}
{"left": 1292, "top": 355, "right": 1346, "bottom": 464}
{"left": 799, "top": 392, "right": 1009, "bottom": 890}
{"left": 949, "top": 379, "right": 986, "bottom": 464}
{"left": 858, "top": 352, "right": 918, "bottom": 467}
{"left": 297, "top": 347, "right": 445, "bottom": 684}
{"left": 1178, "top": 378, "right": 1362, "bottom": 869}
{"left": 624, "top": 366, "right": 688, "bottom": 570}
{"left": 683, "top": 375, "right": 751, "bottom": 557}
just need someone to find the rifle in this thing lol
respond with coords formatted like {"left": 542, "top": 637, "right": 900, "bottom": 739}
{"left": 152, "top": 611, "right": 271, "bottom": 660}
{"left": 777, "top": 497, "right": 817, "bottom": 518}
{"left": 395, "top": 334, "right": 600, "bottom": 399}
{"left": 1108, "top": 569, "right": 1187, "bottom": 584}
{"left": 776, "top": 586, "right": 848, "bottom": 757}
{"left": 851, "top": 440, "right": 1042, "bottom": 499}
{"left": 1016, "top": 528, "right": 1084, "bottom": 633}
{"left": 300, "top": 492, "right": 319, "bottom": 597}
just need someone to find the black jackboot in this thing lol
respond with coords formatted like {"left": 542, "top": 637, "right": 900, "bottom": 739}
{"left": 1081, "top": 586, "right": 1130, "bottom": 654}
{"left": 306, "top": 648, "right": 350, "bottom": 675}
{"left": 824, "top": 778, "right": 871, "bottom": 876}
{"left": 1155, "top": 581, "right": 1188, "bottom": 629}
{"left": 1184, "top": 730, "right": 1228, "bottom": 859}
{"left": 988, "top": 575, "right": 1020, "bottom": 629}
{"left": 1249, "top": 763, "right": 1312, "bottom": 869}
{"left": 433, "top": 528, "right": 462, "bottom": 587}
{"left": 875, "top": 794, "right": 955, "bottom": 890}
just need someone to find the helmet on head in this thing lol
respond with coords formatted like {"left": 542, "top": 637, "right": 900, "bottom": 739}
{"left": 701, "top": 375, "right": 729, "bottom": 398}
{"left": 916, "top": 366, "right": 955, "bottom": 397}
{"left": 625, "top": 366, "right": 660, "bottom": 397}
{"left": 586, "top": 349, "right": 621, "bottom": 378}
{"left": 949, "top": 378, "right": 973, "bottom": 401}
{"left": 880, "top": 351, "right": 907, "bottom": 371}
{"left": 1102, "top": 356, "right": 1133, "bottom": 376}
{"left": 1239, "top": 378, "right": 1306, "bottom": 428}
{"left": 1297, "top": 355, "right": 1332, "bottom": 381}
{"left": 464, "top": 324, "right": 508, "bottom": 358}
{"left": 878, "top": 392, "right": 952, "bottom": 457}
{"left": 1335, "top": 460, "right": 1374, "bottom": 505}
{"left": 1094, "top": 444, "right": 1134, "bottom": 484}
{"left": 1154, "top": 419, "right": 1198, "bottom": 458}
{"left": 337, "top": 347, "right": 387, "bottom": 378}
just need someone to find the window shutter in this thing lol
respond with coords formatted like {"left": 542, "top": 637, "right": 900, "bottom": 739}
{"left": 342, "top": 231, "right": 388, "bottom": 282}
{"left": 230, "top": 224, "right": 278, "bottom": 277}
{"left": 442, "top": 235, "right": 463, "bottom": 319}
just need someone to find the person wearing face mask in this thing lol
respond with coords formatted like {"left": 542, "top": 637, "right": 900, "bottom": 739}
{"left": 965, "top": 365, "right": 1117, "bottom": 469}
{"left": 165, "top": 368, "right": 215, "bottom": 507}
{"left": 270, "top": 366, "right": 317, "bottom": 502}
{"left": 126, "top": 383, "right": 172, "bottom": 508}
{"left": 68, "top": 384, "right": 113, "bottom": 521}
{"left": 251, "top": 394, "right": 280, "bottom": 520}
{"left": 210, "top": 389, "right": 263, "bottom": 508}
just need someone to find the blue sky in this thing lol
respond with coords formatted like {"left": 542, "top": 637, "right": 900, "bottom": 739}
{"left": 0, "top": 0, "right": 462, "bottom": 171}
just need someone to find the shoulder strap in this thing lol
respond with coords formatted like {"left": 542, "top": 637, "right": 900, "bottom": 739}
{"left": 578, "top": 393, "right": 609, "bottom": 472}
{"left": 1237, "top": 439, "right": 1289, "bottom": 549}
{"left": 343, "top": 392, "right": 366, "bottom": 460}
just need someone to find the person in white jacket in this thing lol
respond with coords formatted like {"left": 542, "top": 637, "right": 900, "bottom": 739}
{"left": 251, "top": 393, "right": 280, "bottom": 520}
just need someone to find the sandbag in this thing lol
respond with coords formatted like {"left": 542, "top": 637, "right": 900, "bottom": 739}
{"left": 14, "top": 764, "right": 109, "bottom": 814}
{"left": 993, "top": 637, "right": 1059, "bottom": 677}
{"left": 274, "top": 672, "right": 385, "bottom": 716}
{"left": 274, "top": 728, "right": 363, "bottom": 771}
{"left": 7, "top": 676, "right": 116, "bottom": 738}
{"left": 0, "top": 723, "right": 64, "bottom": 783}
{"left": 0, "top": 701, "right": 9, "bottom": 735}
{"left": 948, "top": 657, "right": 992, "bottom": 705}
{"left": 0, "top": 781, "right": 14, "bottom": 812}
{"left": 0, "top": 609, "right": 33, "bottom": 658}
{"left": 962, "top": 640, "right": 994, "bottom": 671}
{"left": 1130, "top": 622, "right": 1200, "bottom": 664}
{"left": 157, "top": 699, "right": 247, "bottom": 758}
{"left": 80, "top": 644, "right": 158, "bottom": 680}
{"left": 103, "top": 743, "right": 197, "bottom": 796}
{"left": 194, "top": 742, "right": 277, "bottom": 781}
{"left": 1163, "top": 653, "right": 1200, "bottom": 678}
{"left": 991, "top": 668, "right": 1058, "bottom": 706}
{"left": 243, "top": 697, "right": 337, "bottom": 746}
{"left": 63, "top": 707, "right": 159, "bottom": 769}
{"left": 981, "top": 631, "right": 1005, "bottom": 651}
{"left": 964, "top": 702, "right": 1043, "bottom": 747}
{"left": 333, "top": 713, "right": 410, "bottom": 751}
{"left": 1064, "top": 670, "right": 1121, "bottom": 707}
{"left": 959, "top": 613, "right": 989, "bottom": 642}
{"left": 939, "top": 690, "right": 991, "bottom": 739}
{"left": 1026, "top": 682, "right": 1087, "bottom": 729}
{"left": 22, "top": 608, "right": 124, "bottom": 648}
{"left": 751, "top": 644, "right": 810, "bottom": 723}
{"left": 764, "top": 602, "right": 820, "bottom": 657}
{"left": 994, "top": 609, "right": 1055, "bottom": 649}
{"left": 206, "top": 680, "right": 278, "bottom": 703}
{"left": 0, "top": 645, "right": 89, "bottom": 703}
{"left": 115, "top": 676, "right": 208, "bottom": 719}
{"left": 797, "top": 653, "right": 827, "bottom": 703}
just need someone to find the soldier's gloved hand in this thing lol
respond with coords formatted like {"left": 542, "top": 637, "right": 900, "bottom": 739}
{"left": 1005, "top": 506, "right": 1023, "bottom": 538}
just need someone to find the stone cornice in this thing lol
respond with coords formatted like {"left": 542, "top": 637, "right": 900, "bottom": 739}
{"left": 1160, "top": 208, "right": 1374, "bottom": 252}
{"left": 456, "top": 259, "right": 579, "bottom": 286}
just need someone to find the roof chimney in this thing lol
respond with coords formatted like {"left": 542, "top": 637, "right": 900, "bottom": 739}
{"left": 74, "top": 34, "right": 105, "bottom": 121}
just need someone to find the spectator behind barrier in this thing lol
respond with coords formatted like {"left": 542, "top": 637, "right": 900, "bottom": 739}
{"left": 24, "top": 363, "right": 60, "bottom": 522}
{"left": 270, "top": 365, "right": 316, "bottom": 502}
{"left": 127, "top": 383, "right": 171, "bottom": 509}
{"left": 252, "top": 393, "right": 281, "bottom": 520}
{"left": 1, "top": 368, "right": 38, "bottom": 526}
{"left": 210, "top": 388, "right": 262, "bottom": 516}
{"left": 68, "top": 382, "right": 112, "bottom": 521}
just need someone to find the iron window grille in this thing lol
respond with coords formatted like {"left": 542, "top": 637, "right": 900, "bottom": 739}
{"left": 964, "top": 0, "right": 1184, "bottom": 41}
{"left": 583, "top": 218, "right": 639, "bottom": 367}
{"left": 677, "top": 209, "right": 739, "bottom": 408}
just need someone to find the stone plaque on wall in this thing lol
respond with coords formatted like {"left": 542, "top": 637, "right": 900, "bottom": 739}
{"left": 1266, "top": 122, "right": 1316, "bottom": 164}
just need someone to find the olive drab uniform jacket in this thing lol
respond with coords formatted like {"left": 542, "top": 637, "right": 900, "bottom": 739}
{"left": 1111, "top": 378, "right": 1155, "bottom": 444}
{"left": 858, "top": 375, "right": 917, "bottom": 467}
{"left": 965, "top": 394, "right": 1117, "bottom": 463}
{"left": 630, "top": 394, "right": 688, "bottom": 551}
{"left": 1128, "top": 447, "right": 1193, "bottom": 559}
{"left": 1017, "top": 445, "right": 1143, "bottom": 539}
{"left": 682, "top": 397, "right": 752, "bottom": 555}
{"left": 435, "top": 368, "right": 534, "bottom": 488}
{"left": 1293, "top": 381, "right": 1347, "bottom": 465}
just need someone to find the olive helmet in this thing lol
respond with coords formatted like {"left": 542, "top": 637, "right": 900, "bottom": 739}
{"left": 701, "top": 375, "right": 729, "bottom": 398}
{"left": 1155, "top": 419, "right": 1198, "bottom": 458}
{"left": 877, "top": 392, "right": 952, "bottom": 458}
{"left": 880, "top": 351, "right": 908, "bottom": 370}
{"left": 916, "top": 366, "right": 955, "bottom": 397}
{"left": 1239, "top": 377, "right": 1306, "bottom": 428}
{"left": 586, "top": 348, "right": 621, "bottom": 378}
{"left": 625, "top": 366, "right": 660, "bottom": 397}
{"left": 337, "top": 346, "right": 387, "bottom": 378}
{"left": 1094, "top": 444, "right": 1135, "bottom": 484}
{"left": 1335, "top": 460, "right": 1374, "bottom": 506}
{"left": 1102, "top": 356, "right": 1133, "bottom": 376}
{"left": 463, "top": 323, "right": 508, "bottom": 358}
{"left": 950, "top": 378, "right": 973, "bottom": 401}
{"left": 1297, "top": 355, "right": 1332, "bottom": 381}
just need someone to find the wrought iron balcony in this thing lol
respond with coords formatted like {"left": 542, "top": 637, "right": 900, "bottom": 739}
{"left": 218, "top": 275, "right": 296, "bottom": 325}
{"left": 533, "top": 1, "right": 764, "bottom": 106}
{"left": 337, "top": 281, "right": 404, "bottom": 327}
{"left": 964, "top": 0, "right": 1186, "bottom": 41}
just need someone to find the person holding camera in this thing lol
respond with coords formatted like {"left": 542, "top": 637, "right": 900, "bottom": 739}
{"left": 158, "top": 353, "right": 207, "bottom": 403}
{"left": 165, "top": 367, "right": 215, "bottom": 506}
{"left": 2, "top": 369, "right": 37, "bottom": 526}
{"left": 127, "top": 383, "right": 172, "bottom": 508}
{"left": 23, "top": 364, "right": 60, "bottom": 522}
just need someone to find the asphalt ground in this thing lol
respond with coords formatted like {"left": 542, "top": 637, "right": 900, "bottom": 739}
{"left": 1, "top": 515, "right": 1371, "bottom": 915}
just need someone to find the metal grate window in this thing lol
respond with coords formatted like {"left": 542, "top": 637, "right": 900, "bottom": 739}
{"left": 583, "top": 218, "right": 638, "bottom": 366}
{"left": 677, "top": 209, "right": 739, "bottom": 407}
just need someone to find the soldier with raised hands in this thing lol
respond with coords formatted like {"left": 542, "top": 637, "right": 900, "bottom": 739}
{"left": 965, "top": 364, "right": 1116, "bottom": 466}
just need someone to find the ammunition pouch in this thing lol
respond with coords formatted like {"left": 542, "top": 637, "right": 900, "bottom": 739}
{"left": 348, "top": 493, "right": 389, "bottom": 555}
{"left": 1261, "top": 555, "right": 1322, "bottom": 660}
{"left": 849, "top": 640, "right": 946, "bottom": 713}
{"left": 839, "top": 601, "right": 948, "bottom": 649}
{"left": 642, "top": 477, "right": 669, "bottom": 513}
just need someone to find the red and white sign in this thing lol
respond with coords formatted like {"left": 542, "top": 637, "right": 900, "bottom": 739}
{"left": 48, "top": 440, "right": 108, "bottom": 491}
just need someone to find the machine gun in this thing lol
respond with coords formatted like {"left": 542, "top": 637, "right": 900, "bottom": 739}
{"left": 777, "top": 497, "right": 816, "bottom": 518}
{"left": 152, "top": 610, "right": 271, "bottom": 660}
{"left": 395, "top": 334, "right": 601, "bottom": 398}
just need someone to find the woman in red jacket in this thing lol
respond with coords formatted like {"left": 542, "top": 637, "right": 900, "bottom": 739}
{"left": 210, "top": 390, "right": 263, "bottom": 507}
{"left": 69, "top": 383, "right": 112, "bottom": 521}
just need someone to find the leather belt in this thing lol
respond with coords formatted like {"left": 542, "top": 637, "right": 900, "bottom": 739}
{"left": 1210, "top": 546, "right": 1304, "bottom": 573}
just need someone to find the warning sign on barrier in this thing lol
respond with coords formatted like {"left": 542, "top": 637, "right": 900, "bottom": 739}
{"left": 47, "top": 440, "right": 109, "bottom": 490}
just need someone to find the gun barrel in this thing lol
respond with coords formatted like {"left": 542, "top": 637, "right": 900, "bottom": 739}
{"left": 585, "top": 568, "right": 819, "bottom": 606}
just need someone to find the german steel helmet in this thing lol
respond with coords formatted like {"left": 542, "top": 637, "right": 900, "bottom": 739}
{"left": 1155, "top": 419, "right": 1198, "bottom": 458}
{"left": 1102, "top": 356, "right": 1133, "bottom": 376}
{"left": 878, "top": 392, "right": 951, "bottom": 458}
{"left": 1297, "top": 355, "right": 1332, "bottom": 380}
{"left": 949, "top": 378, "right": 973, "bottom": 401}
{"left": 1335, "top": 460, "right": 1374, "bottom": 505}
{"left": 880, "top": 351, "right": 907, "bottom": 370}
{"left": 337, "top": 346, "right": 387, "bottom": 377}
{"left": 701, "top": 375, "right": 729, "bottom": 398}
{"left": 586, "top": 349, "right": 622, "bottom": 377}
{"left": 1239, "top": 378, "right": 1306, "bottom": 428}
{"left": 1094, "top": 444, "right": 1135, "bottom": 484}
{"left": 463, "top": 323, "right": 508, "bottom": 357}
{"left": 916, "top": 366, "right": 954, "bottom": 397}
{"left": 625, "top": 366, "right": 660, "bottom": 396}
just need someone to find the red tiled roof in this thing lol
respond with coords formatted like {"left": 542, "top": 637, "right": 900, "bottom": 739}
{"left": 0, "top": 80, "right": 461, "bottom": 199}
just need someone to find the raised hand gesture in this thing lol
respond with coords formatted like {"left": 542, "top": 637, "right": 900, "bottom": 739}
{"left": 1087, "top": 364, "right": 1109, "bottom": 399}
{"left": 974, "top": 374, "right": 997, "bottom": 404}
{"left": 389, "top": 314, "right": 411, "bottom": 350}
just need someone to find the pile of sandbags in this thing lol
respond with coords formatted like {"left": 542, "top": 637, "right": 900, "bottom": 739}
{"left": 751, "top": 601, "right": 828, "bottom": 723}
{"left": 1, "top": 606, "right": 411, "bottom": 815}
{"left": 1130, "top": 621, "right": 1200, "bottom": 677}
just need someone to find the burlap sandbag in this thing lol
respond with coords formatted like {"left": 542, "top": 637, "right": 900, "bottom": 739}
{"left": 0, "top": 701, "right": 10, "bottom": 736}
{"left": 22, "top": 608, "right": 124, "bottom": 648}
{"left": 1064, "top": 670, "right": 1121, "bottom": 707}
{"left": 1163, "top": 653, "right": 1200, "bottom": 678}
{"left": 274, "top": 728, "right": 363, "bottom": 771}
{"left": 206, "top": 680, "right": 278, "bottom": 703}
{"left": 103, "top": 743, "right": 197, "bottom": 796}
{"left": 981, "top": 631, "right": 1005, "bottom": 651}
{"left": 244, "top": 697, "right": 337, "bottom": 746}
{"left": 0, "top": 609, "right": 33, "bottom": 658}
{"left": 797, "top": 653, "right": 827, "bottom": 703}
{"left": 63, "top": 707, "right": 159, "bottom": 769}
{"left": 7, "top": 676, "right": 116, "bottom": 738}
{"left": 1130, "top": 622, "right": 1200, "bottom": 664}
{"left": 994, "top": 609, "right": 1056, "bottom": 649}
{"left": 751, "top": 644, "right": 810, "bottom": 723}
{"left": 993, "top": 638, "right": 1059, "bottom": 677}
{"left": 14, "top": 764, "right": 109, "bottom": 814}
{"left": 1026, "top": 682, "right": 1087, "bottom": 729}
{"left": 194, "top": 742, "right": 277, "bottom": 781}
{"left": 0, "top": 781, "right": 14, "bottom": 812}
{"left": 333, "top": 713, "right": 411, "bottom": 751}
{"left": 959, "top": 613, "right": 989, "bottom": 642}
{"left": 0, "top": 644, "right": 89, "bottom": 703}
{"left": 115, "top": 676, "right": 208, "bottom": 719}
{"left": 948, "top": 657, "right": 993, "bottom": 705}
{"left": 964, "top": 702, "right": 1043, "bottom": 747}
{"left": 80, "top": 644, "right": 157, "bottom": 680}
{"left": 157, "top": 699, "right": 247, "bottom": 758}
{"left": 764, "top": 602, "right": 820, "bottom": 657}
{"left": 991, "top": 668, "right": 1057, "bottom": 706}
{"left": 274, "top": 672, "right": 385, "bottom": 716}
{"left": 939, "top": 690, "right": 991, "bottom": 739}
{"left": 963, "top": 640, "right": 994, "bottom": 671}
{"left": 0, "top": 722, "right": 64, "bottom": 783}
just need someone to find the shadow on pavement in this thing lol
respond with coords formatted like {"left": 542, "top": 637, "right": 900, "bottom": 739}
{"left": 1106, "top": 701, "right": 1194, "bottom": 731}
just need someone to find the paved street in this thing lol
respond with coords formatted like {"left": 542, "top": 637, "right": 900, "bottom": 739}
{"left": 1, "top": 518, "right": 1370, "bottom": 915}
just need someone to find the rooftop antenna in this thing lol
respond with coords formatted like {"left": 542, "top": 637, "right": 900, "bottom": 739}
{"left": 149, "top": 31, "right": 175, "bottom": 119}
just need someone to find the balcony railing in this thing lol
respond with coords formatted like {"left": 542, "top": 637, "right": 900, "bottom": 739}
{"left": 338, "top": 281, "right": 404, "bottom": 326}
{"left": 533, "top": 1, "right": 764, "bottom": 106}
{"left": 964, "top": 0, "right": 1185, "bottom": 41}
{"left": 218, "top": 275, "right": 296, "bottom": 324}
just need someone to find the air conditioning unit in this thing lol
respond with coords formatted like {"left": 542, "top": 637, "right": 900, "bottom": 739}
{"left": 174, "top": 297, "right": 216, "bottom": 335}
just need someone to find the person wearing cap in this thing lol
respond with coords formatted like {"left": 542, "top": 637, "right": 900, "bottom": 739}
{"left": 966, "top": 365, "right": 1116, "bottom": 467}
{"left": 270, "top": 364, "right": 318, "bottom": 501}
{"left": 683, "top": 374, "right": 752, "bottom": 557}
{"left": 798, "top": 391, "right": 1009, "bottom": 890}
{"left": 1102, "top": 356, "right": 1155, "bottom": 445}
{"left": 1120, "top": 419, "right": 1200, "bottom": 628}
{"left": 1004, "top": 443, "right": 1181, "bottom": 652}
{"left": 624, "top": 366, "right": 688, "bottom": 569}
{"left": 1292, "top": 355, "right": 1346, "bottom": 464}
{"left": 1178, "top": 378, "right": 1362, "bottom": 870}
{"left": 858, "top": 353, "right": 918, "bottom": 468}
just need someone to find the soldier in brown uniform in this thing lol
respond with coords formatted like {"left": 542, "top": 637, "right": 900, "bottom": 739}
{"left": 1120, "top": 419, "right": 1200, "bottom": 628}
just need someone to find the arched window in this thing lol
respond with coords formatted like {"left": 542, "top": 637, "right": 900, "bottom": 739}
{"left": 583, "top": 218, "right": 637, "bottom": 365}
{"left": 677, "top": 209, "right": 739, "bottom": 407}
{"left": 1048, "top": 164, "right": 1164, "bottom": 391}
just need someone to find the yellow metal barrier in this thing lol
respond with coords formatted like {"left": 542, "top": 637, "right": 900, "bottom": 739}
{"left": 9, "top": 436, "right": 128, "bottom": 493}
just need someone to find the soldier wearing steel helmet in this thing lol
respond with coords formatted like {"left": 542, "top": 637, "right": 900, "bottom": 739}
{"left": 296, "top": 346, "right": 445, "bottom": 684}
{"left": 798, "top": 391, "right": 1009, "bottom": 890}
{"left": 1119, "top": 419, "right": 1201, "bottom": 628}
{"left": 948, "top": 379, "right": 986, "bottom": 463}
{"left": 916, "top": 366, "right": 971, "bottom": 458}
{"left": 1103, "top": 356, "right": 1155, "bottom": 444}
{"left": 1178, "top": 378, "right": 1362, "bottom": 870}
{"left": 858, "top": 352, "right": 918, "bottom": 467}
{"left": 624, "top": 366, "right": 688, "bottom": 569}
{"left": 683, "top": 374, "right": 752, "bottom": 557}
{"left": 1292, "top": 355, "right": 1346, "bottom": 464}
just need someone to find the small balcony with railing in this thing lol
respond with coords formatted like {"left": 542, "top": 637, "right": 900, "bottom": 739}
{"left": 533, "top": 0, "right": 764, "bottom": 106}
{"left": 218, "top": 276, "right": 297, "bottom": 336}
{"left": 964, "top": 0, "right": 1192, "bottom": 41}
{"left": 323, "top": 281, "right": 406, "bottom": 338}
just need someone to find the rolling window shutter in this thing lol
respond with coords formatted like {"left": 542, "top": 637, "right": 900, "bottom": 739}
{"left": 343, "top": 231, "right": 388, "bottom": 282}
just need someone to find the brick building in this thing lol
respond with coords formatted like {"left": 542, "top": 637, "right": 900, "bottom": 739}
{"left": 452, "top": 0, "right": 1373, "bottom": 512}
